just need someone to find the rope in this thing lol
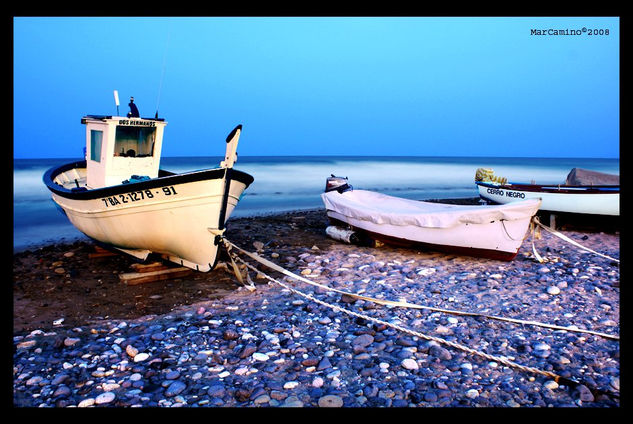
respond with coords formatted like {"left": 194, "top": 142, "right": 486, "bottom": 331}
{"left": 230, "top": 251, "right": 623, "bottom": 402}
{"left": 530, "top": 219, "right": 545, "bottom": 264}
{"left": 233, "top": 254, "right": 562, "bottom": 377}
{"left": 222, "top": 239, "right": 618, "bottom": 341}
{"left": 475, "top": 168, "right": 508, "bottom": 185}
{"left": 500, "top": 219, "right": 523, "bottom": 241}
{"left": 220, "top": 238, "right": 619, "bottom": 401}
{"left": 532, "top": 217, "right": 619, "bottom": 263}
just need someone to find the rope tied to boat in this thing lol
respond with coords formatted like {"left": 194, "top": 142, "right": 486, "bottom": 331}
{"left": 530, "top": 216, "right": 619, "bottom": 264}
{"left": 221, "top": 238, "right": 619, "bottom": 339}
{"left": 220, "top": 238, "right": 619, "bottom": 402}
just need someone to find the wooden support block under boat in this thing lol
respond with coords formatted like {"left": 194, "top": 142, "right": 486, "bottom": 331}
{"left": 88, "top": 245, "right": 119, "bottom": 259}
{"left": 119, "top": 266, "right": 193, "bottom": 285}
{"left": 130, "top": 261, "right": 169, "bottom": 273}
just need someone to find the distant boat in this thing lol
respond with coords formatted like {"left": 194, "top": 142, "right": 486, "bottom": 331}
{"left": 475, "top": 167, "right": 619, "bottom": 216}
{"left": 321, "top": 176, "right": 541, "bottom": 261}
{"left": 43, "top": 98, "right": 253, "bottom": 271}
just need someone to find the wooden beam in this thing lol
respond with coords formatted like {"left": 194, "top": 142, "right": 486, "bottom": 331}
{"left": 88, "top": 245, "right": 119, "bottom": 259}
{"left": 130, "top": 261, "right": 169, "bottom": 273}
{"left": 119, "top": 267, "right": 193, "bottom": 285}
{"left": 549, "top": 213, "right": 557, "bottom": 230}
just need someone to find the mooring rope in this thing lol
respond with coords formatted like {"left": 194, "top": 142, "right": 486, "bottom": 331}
{"left": 222, "top": 239, "right": 619, "bottom": 341}
{"left": 532, "top": 216, "right": 620, "bottom": 263}
{"left": 224, "top": 246, "right": 619, "bottom": 402}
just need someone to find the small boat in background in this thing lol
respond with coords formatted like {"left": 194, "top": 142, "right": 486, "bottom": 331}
{"left": 43, "top": 95, "right": 254, "bottom": 271}
{"left": 321, "top": 176, "right": 541, "bottom": 261}
{"left": 475, "top": 167, "right": 619, "bottom": 216}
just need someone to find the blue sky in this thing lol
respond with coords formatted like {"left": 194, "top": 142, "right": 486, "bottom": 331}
{"left": 14, "top": 17, "right": 619, "bottom": 159}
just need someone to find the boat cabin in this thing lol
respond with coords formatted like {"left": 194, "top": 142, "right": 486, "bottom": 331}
{"left": 81, "top": 115, "right": 167, "bottom": 189}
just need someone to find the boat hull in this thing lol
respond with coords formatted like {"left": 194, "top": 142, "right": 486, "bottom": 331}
{"left": 476, "top": 181, "right": 619, "bottom": 216}
{"left": 44, "top": 161, "right": 254, "bottom": 272}
{"left": 322, "top": 190, "right": 541, "bottom": 261}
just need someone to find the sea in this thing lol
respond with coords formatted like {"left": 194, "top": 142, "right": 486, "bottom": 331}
{"left": 13, "top": 156, "right": 619, "bottom": 252}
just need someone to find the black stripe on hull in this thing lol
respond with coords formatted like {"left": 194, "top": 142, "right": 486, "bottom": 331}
{"left": 43, "top": 160, "right": 254, "bottom": 200}
{"left": 475, "top": 181, "right": 619, "bottom": 195}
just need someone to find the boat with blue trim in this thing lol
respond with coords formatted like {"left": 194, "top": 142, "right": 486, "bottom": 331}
{"left": 475, "top": 167, "right": 619, "bottom": 216}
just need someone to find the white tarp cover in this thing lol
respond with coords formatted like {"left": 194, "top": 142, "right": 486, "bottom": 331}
{"left": 322, "top": 190, "right": 540, "bottom": 229}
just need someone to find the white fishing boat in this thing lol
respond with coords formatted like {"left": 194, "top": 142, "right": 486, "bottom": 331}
{"left": 43, "top": 96, "right": 254, "bottom": 271}
{"left": 475, "top": 167, "right": 619, "bottom": 216}
{"left": 321, "top": 176, "right": 541, "bottom": 261}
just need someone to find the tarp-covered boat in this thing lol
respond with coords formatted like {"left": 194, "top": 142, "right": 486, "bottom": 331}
{"left": 43, "top": 97, "right": 254, "bottom": 271}
{"left": 321, "top": 176, "right": 541, "bottom": 261}
{"left": 475, "top": 168, "right": 619, "bottom": 216}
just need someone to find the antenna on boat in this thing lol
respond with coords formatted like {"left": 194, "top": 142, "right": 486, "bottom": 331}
{"left": 155, "top": 22, "right": 172, "bottom": 119}
{"left": 113, "top": 90, "right": 120, "bottom": 116}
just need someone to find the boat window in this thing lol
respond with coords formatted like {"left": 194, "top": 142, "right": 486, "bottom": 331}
{"left": 114, "top": 126, "right": 156, "bottom": 158}
{"left": 90, "top": 130, "right": 103, "bottom": 162}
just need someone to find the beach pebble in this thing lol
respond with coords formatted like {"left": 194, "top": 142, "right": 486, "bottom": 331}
{"left": 53, "top": 385, "right": 71, "bottom": 397}
{"left": 95, "top": 392, "right": 116, "bottom": 405}
{"left": 254, "top": 395, "right": 271, "bottom": 404}
{"left": 282, "top": 396, "right": 303, "bottom": 407}
{"left": 51, "top": 373, "right": 69, "bottom": 385}
{"left": 533, "top": 343, "right": 551, "bottom": 351}
{"left": 207, "top": 384, "right": 226, "bottom": 397}
{"left": 430, "top": 345, "right": 452, "bottom": 361}
{"left": 284, "top": 381, "right": 299, "bottom": 390}
{"left": 223, "top": 329, "right": 239, "bottom": 340}
{"left": 465, "top": 389, "right": 479, "bottom": 399}
{"left": 64, "top": 337, "right": 80, "bottom": 347}
{"left": 435, "top": 325, "right": 452, "bottom": 335}
{"left": 352, "top": 334, "right": 374, "bottom": 349}
{"left": 401, "top": 358, "right": 419, "bottom": 371}
{"left": 573, "top": 385, "right": 595, "bottom": 402}
{"left": 319, "top": 395, "right": 344, "bottom": 407}
{"left": 547, "top": 286, "right": 561, "bottom": 295}
{"left": 26, "top": 376, "right": 42, "bottom": 386}
{"left": 165, "top": 381, "right": 187, "bottom": 397}
{"left": 165, "top": 370, "right": 181, "bottom": 380}
{"left": 102, "top": 383, "right": 120, "bottom": 392}
{"left": 133, "top": 352, "right": 150, "bottom": 362}
{"left": 317, "top": 356, "right": 332, "bottom": 370}
{"left": 125, "top": 344, "right": 139, "bottom": 357}
{"left": 417, "top": 268, "right": 436, "bottom": 276}
{"left": 17, "top": 340, "right": 36, "bottom": 349}
{"left": 252, "top": 352, "right": 270, "bottom": 361}
{"left": 77, "top": 398, "right": 95, "bottom": 408}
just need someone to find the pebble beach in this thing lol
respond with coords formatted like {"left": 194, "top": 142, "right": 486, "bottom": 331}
{"left": 13, "top": 209, "right": 620, "bottom": 408}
